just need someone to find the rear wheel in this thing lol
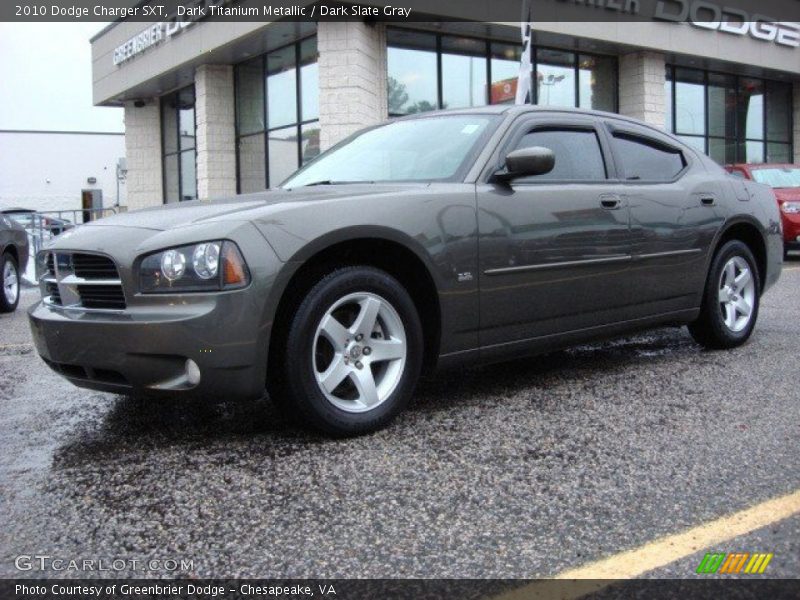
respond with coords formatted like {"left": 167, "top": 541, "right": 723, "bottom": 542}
{"left": 281, "top": 266, "right": 423, "bottom": 435}
{"left": 688, "top": 240, "right": 759, "bottom": 349}
{"left": 0, "top": 252, "right": 20, "bottom": 313}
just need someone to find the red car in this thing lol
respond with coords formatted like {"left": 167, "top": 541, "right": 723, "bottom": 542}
{"left": 726, "top": 164, "right": 800, "bottom": 259}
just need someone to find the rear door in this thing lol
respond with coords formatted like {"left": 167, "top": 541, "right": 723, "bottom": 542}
{"left": 602, "top": 122, "right": 724, "bottom": 314}
{"left": 476, "top": 114, "right": 632, "bottom": 348}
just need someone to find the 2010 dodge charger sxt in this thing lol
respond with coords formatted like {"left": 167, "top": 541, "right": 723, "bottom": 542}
{"left": 29, "top": 106, "right": 782, "bottom": 435}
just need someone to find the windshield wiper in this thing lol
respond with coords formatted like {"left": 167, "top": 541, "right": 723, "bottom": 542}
{"left": 297, "top": 180, "right": 376, "bottom": 188}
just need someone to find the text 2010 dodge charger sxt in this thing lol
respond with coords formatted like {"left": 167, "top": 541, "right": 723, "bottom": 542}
{"left": 29, "top": 107, "right": 782, "bottom": 435}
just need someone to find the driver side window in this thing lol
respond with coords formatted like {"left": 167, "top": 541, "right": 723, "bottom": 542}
{"left": 513, "top": 128, "right": 607, "bottom": 183}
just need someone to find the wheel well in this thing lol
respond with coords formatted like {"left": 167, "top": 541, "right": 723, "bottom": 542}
{"left": 716, "top": 222, "right": 766, "bottom": 291}
{"left": 3, "top": 244, "right": 18, "bottom": 265}
{"left": 268, "top": 238, "right": 442, "bottom": 380}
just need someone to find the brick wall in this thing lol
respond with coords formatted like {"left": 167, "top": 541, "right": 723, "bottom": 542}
{"left": 619, "top": 51, "right": 666, "bottom": 128}
{"left": 195, "top": 65, "right": 237, "bottom": 200}
{"left": 318, "top": 21, "right": 388, "bottom": 151}
{"left": 123, "top": 101, "right": 163, "bottom": 210}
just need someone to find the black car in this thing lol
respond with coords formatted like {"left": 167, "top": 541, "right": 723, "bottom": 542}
{"left": 29, "top": 107, "right": 782, "bottom": 435}
{"left": 0, "top": 212, "right": 29, "bottom": 312}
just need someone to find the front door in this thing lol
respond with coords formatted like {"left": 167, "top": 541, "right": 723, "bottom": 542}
{"left": 477, "top": 117, "right": 632, "bottom": 349}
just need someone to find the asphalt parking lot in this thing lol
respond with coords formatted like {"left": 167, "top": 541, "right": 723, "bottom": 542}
{"left": 1, "top": 259, "right": 798, "bottom": 580}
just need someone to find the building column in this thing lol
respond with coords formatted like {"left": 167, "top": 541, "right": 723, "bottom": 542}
{"left": 618, "top": 51, "right": 667, "bottom": 129}
{"left": 317, "top": 21, "right": 388, "bottom": 151}
{"left": 195, "top": 64, "right": 237, "bottom": 200}
{"left": 794, "top": 82, "right": 800, "bottom": 164}
{"left": 123, "top": 100, "right": 163, "bottom": 210}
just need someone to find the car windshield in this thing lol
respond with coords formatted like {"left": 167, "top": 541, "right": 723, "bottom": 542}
{"left": 282, "top": 115, "right": 497, "bottom": 188}
{"left": 750, "top": 167, "right": 800, "bottom": 189}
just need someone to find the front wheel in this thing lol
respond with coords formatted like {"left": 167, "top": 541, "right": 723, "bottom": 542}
{"left": 0, "top": 252, "right": 20, "bottom": 313}
{"left": 688, "top": 240, "right": 760, "bottom": 349}
{"left": 281, "top": 266, "right": 423, "bottom": 435}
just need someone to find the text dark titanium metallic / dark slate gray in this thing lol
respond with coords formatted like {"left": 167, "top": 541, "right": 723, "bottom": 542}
{"left": 28, "top": 106, "right": 783, "bottom": 435}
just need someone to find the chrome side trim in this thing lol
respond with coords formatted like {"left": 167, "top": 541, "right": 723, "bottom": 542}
{"left": 633, "top": 248, "right": 703, "bottom": 261}
{"left": 484, "top": 255, "right": 631, "bottom": 276}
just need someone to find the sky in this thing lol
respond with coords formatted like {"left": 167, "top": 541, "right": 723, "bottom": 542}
{"left": 0, "top": 23, "right": 124, "bottom": 132}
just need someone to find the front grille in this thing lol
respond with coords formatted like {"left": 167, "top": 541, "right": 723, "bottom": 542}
{"left": 72, "top": 253, "right": 119, "bottom": 279}
{"left": 41, "top": 251, "right": 126, "bottom": 311}
{"left": 77, "top": 284, "right": 126, "bottom": 310}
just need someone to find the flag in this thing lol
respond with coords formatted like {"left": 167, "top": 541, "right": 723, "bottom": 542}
{"left": 515, "top": 0, "right": 533, "bottom": 105}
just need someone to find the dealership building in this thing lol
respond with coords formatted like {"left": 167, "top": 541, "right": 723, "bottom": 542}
{"left": 89, "top": 4, "right": 800, "bottom": 210}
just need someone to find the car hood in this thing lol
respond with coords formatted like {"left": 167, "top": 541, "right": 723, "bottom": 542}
{"left": 85, "top": 185, "right": 429, "bottom": 231}
{"left": 773, "top": 188, "right": 800, "bottom": 202}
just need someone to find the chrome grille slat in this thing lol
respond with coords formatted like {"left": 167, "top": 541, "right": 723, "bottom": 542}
{"left": 40, "top": 251, "right": 126, "bottom": 311}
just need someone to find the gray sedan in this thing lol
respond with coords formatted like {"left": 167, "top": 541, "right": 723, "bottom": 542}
{"left": 0, "top": 212, "right": 28, "bottom": 313}
{"left": 28, "top": 106, "right": 782, "bottom": 435}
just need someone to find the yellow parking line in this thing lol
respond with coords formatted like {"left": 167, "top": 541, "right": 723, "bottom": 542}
{"left": 496, "top": 489, "right": 800, "bottom": 599}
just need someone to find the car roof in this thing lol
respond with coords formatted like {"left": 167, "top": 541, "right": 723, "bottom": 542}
{"left": 727, "top": 163, "right": 798, "bottom": 169}
{"left": 1, "top": 208, "right": 34, "bottom": 213}
{"left": 397, "top": 104, "right": 678, "bottom": 142}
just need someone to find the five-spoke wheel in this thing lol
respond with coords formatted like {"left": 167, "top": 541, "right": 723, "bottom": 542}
{"left": 689, "top": 240, "right": 760, "bottom": 349}
{"left": 313, "top": 292, "right": 407, "bottom": 413}
{"left": 279, "top": 266, "right": 423, "bottom": 435}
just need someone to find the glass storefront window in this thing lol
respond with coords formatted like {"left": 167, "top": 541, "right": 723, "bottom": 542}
{"left": 441, "top": 36, "right": 487, "bottom": 109}
{"left": 766, "top": 81, "right": 792, "bottom": 143}
{"left": 707, "top": 73, "right": 735, "bottom": 140}
{"left": 234, "top": 36, "right": 319, "bottom": 190}
{"left": 490, "top": 43, "right": 522, "bottom": 105}
{"left": 664, "top": 65, "right": 794, "bottom": 165}
{"left": 578, "top": 54, "right": 616, "bottom": 112}
{"left": 161, "top": 86, "right": 196, "bottom": 203}
{"left": 300, "top": 38, "right": 319, "bottom": 121}
{"left": 387, "top": 30, "right": 438, "bottom": 115}
{"left": 674, "top": 68, "right": 705, "bottom": 136}
{"left": 537, "top": 49, "right": 575, "bottom": 107}
{"left": 267, "top": 48, "right": 298, "bottom": 129}
{"left": 388, "top": 28, "right": 617, "bottom": 114}
{"left": 236, "top": 57, "right": 265, "bottom": 136}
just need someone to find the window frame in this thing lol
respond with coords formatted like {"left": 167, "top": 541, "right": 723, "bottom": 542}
{"left": 233, "top": 34, "right": 319, "bottom": 193}
{"left": 483, "top": 114, "right": 616, "bottom": 185}
{"left": 387, "top": 27, "right": 618, "bottom": 117}
{"left": 665, "top": 64, "right": 794, "bottom": 164}
{"left": 603, "top": 121, "right": 690, "bottom": 185}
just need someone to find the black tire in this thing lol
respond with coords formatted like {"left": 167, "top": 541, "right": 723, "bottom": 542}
{"left": 0, "top": 252, "right": 20, "bottom": 313}
{"left": 688, "top": 240, "right": 760, "bottom": 350}
{"left": 280, "top": 266, "right": 423, "bottom": 436}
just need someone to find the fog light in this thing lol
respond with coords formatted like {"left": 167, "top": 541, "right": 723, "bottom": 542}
{"left": 186, "top": 359, "right": 201, "bottom": 386}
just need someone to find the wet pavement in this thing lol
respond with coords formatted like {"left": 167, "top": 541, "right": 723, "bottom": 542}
{"left": 1, "top": 260, "right": 798, "bottom": 579}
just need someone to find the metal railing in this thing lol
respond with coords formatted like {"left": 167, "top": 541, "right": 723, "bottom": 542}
{"left": 15, "top": 207, "right": 126, "bottom": 283}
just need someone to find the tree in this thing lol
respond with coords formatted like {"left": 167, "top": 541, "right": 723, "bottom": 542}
{"left": 387, "top": 77, "right": 409, "bottom": 115}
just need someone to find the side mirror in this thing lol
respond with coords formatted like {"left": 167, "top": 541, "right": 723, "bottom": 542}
{"left": 494, "top": 146, "right": 555, "bottom": 182}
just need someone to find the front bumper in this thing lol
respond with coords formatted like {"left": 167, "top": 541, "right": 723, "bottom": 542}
{"left": 28, "top": 289, "right": 268, "bottom": 400}
{"left": 781, "top": 213, "right": 800, "bottom": 248}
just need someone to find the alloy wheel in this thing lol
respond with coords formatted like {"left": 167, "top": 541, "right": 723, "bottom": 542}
{"left": 718, "top": 256, "right": 756, "bottom": 333}
{"left": 3, "top": 260, "right": 18, "bottom": 305}
{"left": 312, "top": 292, "right": 407, "bottom": 413}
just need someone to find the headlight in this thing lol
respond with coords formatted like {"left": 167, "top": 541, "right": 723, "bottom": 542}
{"left": 781, "top": 202, "right": 800, "bottom": 214}
{"left": 139, "top": 241, "right": 250, "bottom": 293}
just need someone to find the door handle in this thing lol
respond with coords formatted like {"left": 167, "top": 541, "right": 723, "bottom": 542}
{"left": 700, "top": 196, "right": 716, "bottom": 206}
{"left": 599, "top": 194, "right": 623, "bottom": 210}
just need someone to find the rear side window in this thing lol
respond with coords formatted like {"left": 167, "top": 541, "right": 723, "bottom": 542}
{"left": 612, "top": 133, "right": 685, "bottom": 181}
{"left": 513, "top": 128, "right": 607, "bottom": 182}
